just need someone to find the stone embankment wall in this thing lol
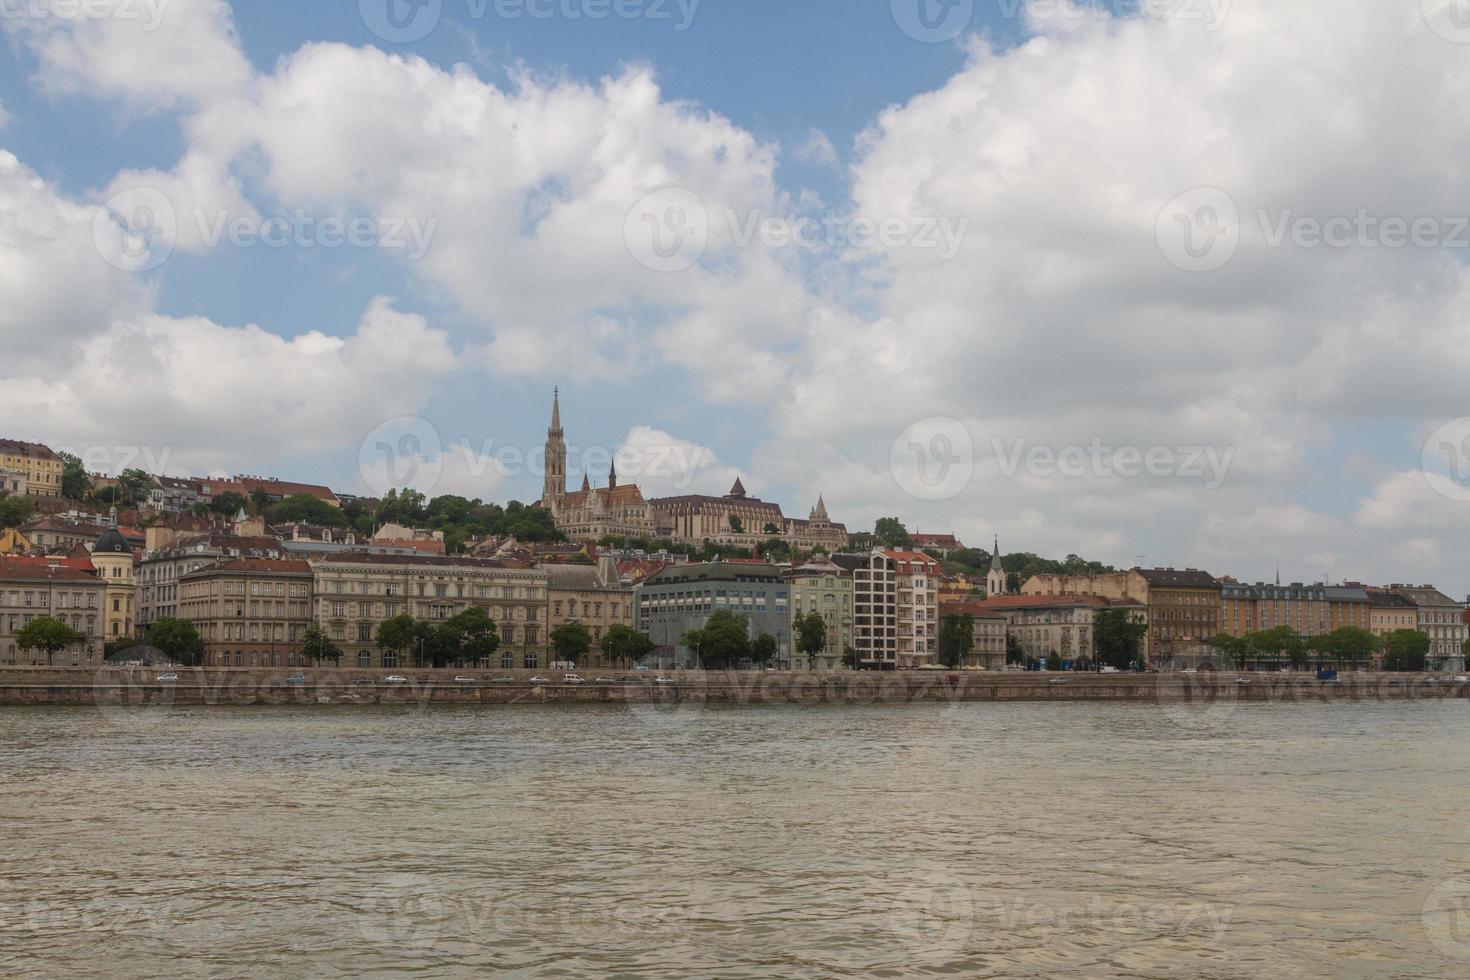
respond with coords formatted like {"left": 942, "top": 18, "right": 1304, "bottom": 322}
{"left": 0, "top": 667, "right": 1465, "bottom": 706}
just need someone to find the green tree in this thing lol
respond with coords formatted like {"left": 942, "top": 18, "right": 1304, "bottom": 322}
{"left": 267, "top": 493, "right": 347, "bottom": 528}
{"left": 938, "top": 613, "right": 974, "bottom": 668}
{"left": 1207, "top": 633, "right": 1249, "bottom": 671}
{"left": 841, "top": 645, "right": 860, "bottom": 670}
{"left": 682, "top": 610, "right": 750, "bottom": 669}
{"left": 57, "top": 451, "right": 88, "bottom": 499}
{"left": 1094, "top": 609, "right": 1148, "bottom": 670}
{"left": 16, "top": 617, "right": 84, "bottom": 665}
{"left": 1382, "top": 629, "right": 1431, "bottom": 672}
{"left": 873, "top": 517, "right": 911, "bottom": 549}
{"left": 302, "top": 624, "right": 343, "bottom": 665}
{"left": 762, "top": 522, "right": 780, "bottom": 535}
{"left": 757, "top": 538, "right": 794, "bottom": 562}
{"left": 728, "top": 515, "right": 744, "bottom": 533}
{"left": 750, "top": 633, "right": 779, "bottom": 667}
{"left": 0, "top": 493, "right": 35, "bottom": 529}
{"left": 376, "top": 614, "right": 427, "bottom": 665}
{"left": 148, "top": 617, "right": 205, "bottom": 667}
{"left": 1250, "top": 626, "right": 1305, "bottom": 670}
{"left": 1315, "top": 626, "right": 1378, "bottom": 671}
{"left": 208, "top": 491, "right": 250, "bottom": 518}
{"left": 1005, "top": 633, "right": 1025, "bottom": 665}
{"left": 551, "top": 622, "right": 593, "bottom": 666}
{"left": 793, "top": 612, "right": 828, "bottom": 670}
{"left": 434, "top": 608, "right": 500, "bottom": 667}
{"left": 601, "top": 623, "right": 657, "bottom": 667}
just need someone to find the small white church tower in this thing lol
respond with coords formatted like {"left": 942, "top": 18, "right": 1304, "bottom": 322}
{"left": 986, "top": 535, "right": 1009, "bottom": 597}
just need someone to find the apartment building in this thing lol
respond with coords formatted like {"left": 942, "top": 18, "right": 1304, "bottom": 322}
{"left": 0, "top": 560, "right": 105, "bottom": 664}
{"left": 955, "top": 594, "right": 1147, "bottom": 666}
{"left": 138, "top": 533, "right": 286, "bottom": 630}
{"left": 177, "top": 559, "right": 314, "bottom": 667}
{"left": 545, "top": 557, "right": 635, "bottom": 666}
{"left": 1219, "top": 583, "right": 1371, "bottom": 638}
{"left": 785, "top": 557, "right": 854, "bottom": 671}
{"left": 0, "top": 440, "right": 62, "bottom": 497}
{"left": 1391, "top": 586, "right": 1468, "bottom": 672}
{"left": 309, "top": 553, "right": 549, "bottom": 670}
{"left": 836, "top": 550, "right": 939, "bottom": 670}
{"left": 634, "top": 561, "right": 790, "bottom": 669}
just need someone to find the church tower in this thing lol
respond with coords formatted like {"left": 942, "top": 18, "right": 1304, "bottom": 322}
{"left": 986, "top": 535, "right": 1008, "bottom": 597}
{"left": 543, "top": 387, "right": 567, "bottom": 512}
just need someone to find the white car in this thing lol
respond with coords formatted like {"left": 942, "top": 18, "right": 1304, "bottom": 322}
{"left": 563, "top": 674, "right": 586, "bottom": 684}
{"left": 385, "top": 675, "right": 408, "bottom": 684}
{"left": 453, "top": 676, "right": 478, "bottom": 684}
{"left": 654, "top": 676, "right": 677, "bottom": 685}
{"left": 1047, "top": 677, "right": 1067, "bottom": 686}
{"left": 156, "top": 672, "right": 179, "bottom": 683}
{"left": 529, "top": 676, "right": 551, "bottom": 684}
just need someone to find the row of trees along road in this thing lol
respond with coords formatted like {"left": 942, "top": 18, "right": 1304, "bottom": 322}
{"left": 1207, "top": 625, "right": 1428, "bottom": 671}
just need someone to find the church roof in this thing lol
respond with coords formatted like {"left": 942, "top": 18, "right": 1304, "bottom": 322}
{"left": 728, "top": 478, "right": 747, "bottom": 498}
{"left": 94, "top": 527, "right": 132, "bottom": 554}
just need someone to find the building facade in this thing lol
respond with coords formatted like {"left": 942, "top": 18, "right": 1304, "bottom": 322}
{"left": 1136, "top": 568, "right": 1220, "bottom": 667}
{"left": 837, "top": 550, "right": 939, "bottom": 670}
{"left": 0, "top": 440, "right": 62, "bottom": 497}
{"left": 177, "top": 559, "right": 314, "bottom": 667}
{"left": 308, "top": 554, "right": 549, "bottom": 670}
{"left": 955, "top": 594, "right": 1148, "bottom": 666}
{"left": 138, "top": 533, "right": 287, "bottom": 632}
{"left": 1391, "top": 586, "right": 1467, "bottom": 672}
{"left": 544, "top": 557, "right": 635, "bottom": 666}
{"left": 651, "top": 482, "right": 847, "bottom": 552}
{"left": 1219, "top": 583, "right": 1371, "bottom": 638}
{"left": 0, "top": 560, "right": 105, "bottom": 664}
{"left": 786, "top": 557, "right": 854, "bottom": 670}
{"left": 91, "top": 522, "right": 136, "bottom": 643}
{"left": 634, "top": 561, "right": 790, "bottom": 669}
{"left": 937, "top": 599, "right": 1008, "bottom": 669}
{"left": 538, "top": 389, "right": 658, "bottom": 542}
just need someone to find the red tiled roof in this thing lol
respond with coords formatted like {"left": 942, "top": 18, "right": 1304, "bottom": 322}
{"left": 0, "top": 559, "right": 99, "bottom": 582}
{"left": 186, "top": 559, "right": 312, "bottom": 576}
{"left": 946, "top": 595, "right": 1145, "bottom": 614}
{"left": 881, "top": 550, "right": 941, "bottom": 567}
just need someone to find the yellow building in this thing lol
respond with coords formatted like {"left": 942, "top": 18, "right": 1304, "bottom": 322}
{"left": 90, "top": 522, "right": 136, "bottom": 643}
{"left": 0, "top": 440, "right": 63, "bottom": 497}
{"left": 0, "top": 528, "right": 32, "bottom": 555}
{"left": 1220, "top": 583, "right": 1371, "bottom": 638}
{"left": 786, "top": 557, "right": 855, "bottom": 670}
{"left": 544, "top": 557, "right": 635, "bottom": 667}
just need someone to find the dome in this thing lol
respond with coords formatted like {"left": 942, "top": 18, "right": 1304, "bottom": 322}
{"left": 94, "top": 528, "right": 131, "bottom": 554}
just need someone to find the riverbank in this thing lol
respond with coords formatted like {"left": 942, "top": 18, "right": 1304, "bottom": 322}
{"left": 0, "top": 666, "right": 1466, "bottom": 706}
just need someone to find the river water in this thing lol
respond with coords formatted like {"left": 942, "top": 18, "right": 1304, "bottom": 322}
{"left": 2, "top": 700, "right": 1468, "bottom": 978}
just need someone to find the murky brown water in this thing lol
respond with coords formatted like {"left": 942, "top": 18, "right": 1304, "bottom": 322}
{"left": 2, "top": 700, "right": 1469, "bottom": 978}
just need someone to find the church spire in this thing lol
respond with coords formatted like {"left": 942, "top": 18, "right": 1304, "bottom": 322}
{"left": 609, "top": 457, "right": 617, "bottom": 490}
{"left": 549, "top": 386, "right": 562, "bottom": 435}
{"left": 542, "top": 387, "right": 568, "bottom": 508}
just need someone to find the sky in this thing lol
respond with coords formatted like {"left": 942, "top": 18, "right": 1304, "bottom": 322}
{"left": 2, "top": 0, "right": 1469, "bottom": 596}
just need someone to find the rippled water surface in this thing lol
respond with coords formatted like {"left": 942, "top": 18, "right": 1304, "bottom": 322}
{"left": 3, "top": 700, "right": 1469, "bottom": 978}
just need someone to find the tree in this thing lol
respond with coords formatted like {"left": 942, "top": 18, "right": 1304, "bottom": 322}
{"left": 794, "top": 612, "right": 828, "bottom": 670}
{"left": 0, "top": 493, "right": 35, "bottom": 529}
{"left": 1382, "top": 629, "right": 1431, "bottom": 672}
{"left": 16, "top": 617, "right": 84, "bottom": 665}
{"left": 434, "top": 608, "right": 500, "bottom": 667}
{"left": 267, "top": 493, "right": 347, "bottom": 528}
{"left": 750, "top": 633, "right": 779, "bottom": 667}
{"left": 302, "top": 624, "right": 343, "bottom": 665}
{"left": 94, "top": 468, "right": 153, "bottom": 508}
{"left": 1249, "top": 626, "right": 1306, "bottom": 670}
{"left": 682, "top": 610, "right": 750, "bottom": 669}
{"left": 1315, "top": 626, "right": 1378, "bottom": 671}
{"left": 208, "top": 491, "right": 250, "bottom": 518}
{"left": 1094, "top": 609, "right": 1148, "bottom": 670}
{"left": 756, "top": 538, "right": 793, "bottom": 562}
{"left": 841, "top": 645, "right": 860, "bottom": 670}
{"left": 762, "top": 522, "right": 780, "bottom": 535}
{"left": 148, "top": 617, "right": 205, "bottom": 667}
{"left": 57, "top": 451, "right": 88, "bottom": 500}
{"left": 728, "top": 515, "right": 744, "bottom": 533}
{"left": 1207, "top": 633, "right": 1249, "bottom": 671}
{"left": 551, "top": 623, "right": 593, "bottom": 666}
{"left": 601, "top": 624, "right": 656, "bottom": 667}
{"left": 376, "top": 614, "right": 426, "bottom": 665}
{"left": 938, "top": 613, "right": 974, "bottom": 668}
{"left": 873, "top": 517, "right": 911, "bottom": 549}
{"left": 1005, "top": 633, "right": 1025, "bottom": 665}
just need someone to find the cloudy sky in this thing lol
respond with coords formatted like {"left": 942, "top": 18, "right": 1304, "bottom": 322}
{"left": 3, "top": 0, "right": 1469, "bottom": 594}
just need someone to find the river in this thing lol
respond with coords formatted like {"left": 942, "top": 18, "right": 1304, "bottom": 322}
{"left": 2, "top": 700, "right": 1468, "bottom": 978}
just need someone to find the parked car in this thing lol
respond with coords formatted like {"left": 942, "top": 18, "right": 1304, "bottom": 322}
{"left": 1100, "top": 666, "right": 1119, "bottom": 674}
{"left": 655, "top": 676, "right": 677, "bottom": 685}
{"left": 563, "top": 674, "right": 586, "bottom": 684}
{"left": 1047, "top": 677, "right": 1067, "bottom": 686}
{"left": 634, "top": 665, "right": 651, "bottom": 672}
{"left": 594, "top": 677, "right": 617, "bottom": 684}
{"left": 529, "top": 676, "right": 551, "bottom": 684}
{"left": 286, "top": 673, "right": 306, "bottom": 685}
{"left": 351, "top": 677, "right": 375, "bottom": 686}
{"left": 453, "top": 676, "right": 478, "bottom": 685}
{"left": 156, "top": 672, "right": 179, "bottom": 683}
{"left": 490, "top": 676, "right": 515, "bottom": 683}
{"left": 385, "top": 675, "right": 408, "bottom": 684}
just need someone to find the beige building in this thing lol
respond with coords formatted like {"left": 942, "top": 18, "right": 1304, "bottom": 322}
{"left": 1367, "top": 589, "right": 1418, "bottom": 639}
{"left": 0, "top": 559, "right": 105, "bottom": 664}
{"left": 21, "top": 516, "right": 145, "bottom": 553}
{"left": 1219, "top": 583, "right": 1371, "bottom": 638}
{"left": 90, "top": 521, "right": 136, "bottom": 643}
{"left": 544, "top": 557, "right": 635, "bottom": 666}
{"left": 0, "top": 440, "right": 63, "bottom": 497}
{"left": 937, "top": 599, "right": 1008, "bottom": 669}
{"left": 1023, "top": 567, "right": 1220, "bottom": 666}
{"left": 138, "top": 533, "right": 287, "bottom": 631}
{"left": 309, "top": 553, "right": 549, "bottom": 669}
{"left": 177, "top": 559, "right": 314, "bottom": 667}
{"left": 651, "top": 482, "right": 848, "bottom": 552}
{"left": 1391, "top": 585, "right": 1467, "bottom": 672}
{"left": 961, "top": 595, "right": 1148, "bottom": 665}
{"left": 838, "top": 550, "right": 939, "bottom": 670}
{"left": 786, "top": 557, "right": 855, "bottom": 670}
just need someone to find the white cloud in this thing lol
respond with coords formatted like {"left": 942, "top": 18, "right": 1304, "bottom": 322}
{"left": 615, "top": 426, "right": 752, "bottom": 500}
{"left": 794, "top": 129, "right": 838, "bottom": 167}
